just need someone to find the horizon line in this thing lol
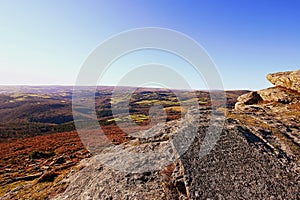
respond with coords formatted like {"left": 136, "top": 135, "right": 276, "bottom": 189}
{"left": 0, "top": 84, "right": 254, "bottom": 91}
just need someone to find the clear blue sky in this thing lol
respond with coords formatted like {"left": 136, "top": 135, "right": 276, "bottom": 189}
{"left": 0, "top": 0, "right": 300, "bottom": 90}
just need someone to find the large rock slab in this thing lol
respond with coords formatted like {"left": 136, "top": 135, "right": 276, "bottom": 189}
{"left": 232, "top": 69, "right": 300, "bottom": 199}
{"left": 258, "top": 86, "right": 300, "bottom": 103}
{"left": 267, "top": 69, "right": 300, "bottom": 93}
{"left": 181, "top": 121, "right": 300, "bottom": 199}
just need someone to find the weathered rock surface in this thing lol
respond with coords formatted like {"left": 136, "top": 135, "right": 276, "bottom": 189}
{"left": 53, "top": 115, "right": 300, "bottom": 199}
{"left": 182, "top": 121, "right": 299, "bottom": 199}
{"left": 54, "top": 69, "right": 300, "bottom": 200}
{"left": 234, "top": 69, "right": 300, "bottom": 164}
{"left": 267, "top": 69, "right": 300, "bottom": 93}
{"left": 53, "top": 111, "right": 200, "bottom": 200}
{"left": 231, "top": 69, "right": 300, "bottom": 199}
{"left": 53, "top": 156, "right": 174, "bottom": 200}
{"left": 236, "top": 69, "right": 300, "bottom": 110}
{"left": 54, "top": 114, "right": 299, "bottom": 199}
{"left": 235, "top": 91, "right": 263, "bottom": 110}
{"left": 258, "top": 86, "right": 300, "bottom": 103}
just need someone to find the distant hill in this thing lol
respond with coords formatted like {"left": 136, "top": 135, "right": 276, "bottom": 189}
{"left": 0, "top": 86, "right": 248, "bottom": 141}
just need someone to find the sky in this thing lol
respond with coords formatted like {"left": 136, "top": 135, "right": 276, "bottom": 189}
{"left": 0, "top": 0, "right": 300, "bottom": 90}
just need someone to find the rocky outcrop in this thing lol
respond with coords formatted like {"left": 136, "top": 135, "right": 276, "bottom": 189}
{"left": 233, "top": 68, "right": 300, "bottom": 180}
{"left": 267, "top": 69, "right": 300, "bottom": 93}
{"left": 258, "top": 86, "right": 299, "bottom": 103}
{"left": 53, "top": 156, "right": 175, "bottom": 200}
{"left": 237, "top": 91, "right": 263, "bottom": 105}
{"left": 235, "top": 69, "right": 300, "bottom": 111}
{"left": 53, "top": 69, "right": 300, "bottom": 200}
{"left": 181, "top": 120, "right": 299, "bottom": 199}
{"left": 54, "top": 115, "right": 300, "bottom": 199}
{"left": 53, "top": 111, "right": 200, "bottom": 200}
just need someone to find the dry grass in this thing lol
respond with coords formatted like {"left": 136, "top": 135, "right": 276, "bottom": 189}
{"left": 0, "top": 131, "right": 90, "bottom": 199}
